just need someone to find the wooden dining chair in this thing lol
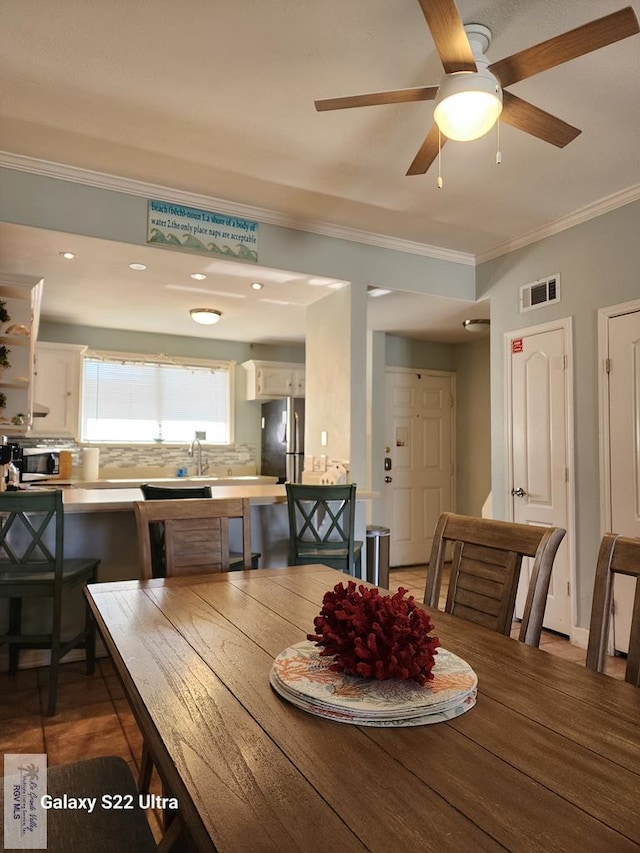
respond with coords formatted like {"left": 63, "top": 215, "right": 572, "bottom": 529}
{"left": 286, "top": 483, "right": 362, "bottom": 576}
{"left": 0, "top": 490, "right": 100, "bottom": 715}
{"left": 140, "top": 483, "right": 260, "bottom": 570}
{"left": 134, "top": 497, "right": 253, "bottom": 579}
{"left": 424, "top": 512, "right": 566, "bottom": 647}
{"left": 135, "top": 496, "right": 254, "bottom": 794}
{"left": 586, "top": 533, "right": 640, "bottom": 686}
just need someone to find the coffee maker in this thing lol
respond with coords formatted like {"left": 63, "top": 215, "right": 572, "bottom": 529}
{"left": 0, "top": 437, "right": 22, "bottom": 491}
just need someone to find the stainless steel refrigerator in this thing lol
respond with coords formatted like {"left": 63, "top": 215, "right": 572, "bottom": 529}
{"left": 260, "top": 397, "right": 305, "bottom": 483}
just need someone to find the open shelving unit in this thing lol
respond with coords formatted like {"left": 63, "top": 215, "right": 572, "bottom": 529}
{"left": 0, "top": 274, "right": 43, "bottom": 435}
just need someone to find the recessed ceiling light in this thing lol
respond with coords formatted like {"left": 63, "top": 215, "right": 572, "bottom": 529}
{"left": 190, "top": 273, "right": 207, "bottom": 281}
{"left": 190, "top": 308, "right": 222, "bottom": 325}
{"left": 59, "top": 251, "right": 76, "bottom": 260}
{"left": 251, "top": 282, "right": 263, "bottom": 290}
{"left": 129, "top": 263, "right": 147, "bottom": 271}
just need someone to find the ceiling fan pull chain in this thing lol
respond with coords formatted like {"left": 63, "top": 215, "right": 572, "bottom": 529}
{"left": 437, "top": 129, "right": 444, "bottom": 189}
{"left": 496, "top": 121, "right": 502, "bottom": 166}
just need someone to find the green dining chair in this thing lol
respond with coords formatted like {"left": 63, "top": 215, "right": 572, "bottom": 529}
{"left": 286, "top": 483, "right": 362, "bottom": 576}
{"left": 0, "top": 490, "right": 100, "bottom": 715}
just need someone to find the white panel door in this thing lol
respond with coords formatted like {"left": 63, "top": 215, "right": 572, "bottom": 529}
{"left": 510, "top": 325, "right": 571, "bottom": 634}
{"left": 607, "top": 309, "right": 640, "bottom": 653}
{"left": 384, "top": 370, "right": 454, "bottom": 566}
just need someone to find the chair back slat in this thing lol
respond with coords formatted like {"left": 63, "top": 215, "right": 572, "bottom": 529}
{"left": 586, "top": 533, "right": 640, "bottom": 686}
{"left": 426, "top": 512, "right": 566, "bottom": 646}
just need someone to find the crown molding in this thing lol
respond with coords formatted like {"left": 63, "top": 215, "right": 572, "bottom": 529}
{"left": 0, "top": 152, "right": 475, "bottom": 266}
{"left": 476, "top": 184, "right": 640, "bottom": 264}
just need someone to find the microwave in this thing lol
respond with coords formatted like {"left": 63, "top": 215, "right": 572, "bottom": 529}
{"left": 19, "top": 448, "right": 61, "bottom": 482}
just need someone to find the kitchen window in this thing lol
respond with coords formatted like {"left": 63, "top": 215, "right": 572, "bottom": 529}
{"left": 81, "top": 352, "right": 233, "bottom": 444}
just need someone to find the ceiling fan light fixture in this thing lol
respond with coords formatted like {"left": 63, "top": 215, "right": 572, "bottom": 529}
{"left": 434, "top": 70, "right": 502, "bottom": 142}
{"left": 190, "top": 308, "right": 222, "bottom": 325}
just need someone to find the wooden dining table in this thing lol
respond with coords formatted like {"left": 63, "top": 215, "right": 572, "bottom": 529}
{"left": 85, "top": 565, "right": 640, "bottom": 852}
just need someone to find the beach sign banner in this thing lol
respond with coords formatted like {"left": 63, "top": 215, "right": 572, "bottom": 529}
{"left": 147, "top": 200, "right": 259, "bottom": 262}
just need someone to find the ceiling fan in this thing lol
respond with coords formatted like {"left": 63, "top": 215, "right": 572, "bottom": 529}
{"left": 314, "top": 1, "right": 639, "bottom": 176}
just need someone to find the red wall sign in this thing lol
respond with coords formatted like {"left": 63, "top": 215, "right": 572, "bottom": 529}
{"left": 512, "top": 338, "right": 524, "bottom": 353}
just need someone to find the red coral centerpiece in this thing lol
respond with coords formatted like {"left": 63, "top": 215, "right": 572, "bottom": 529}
{"left": 307, "top": 581, "right": 440, "bottom": 685}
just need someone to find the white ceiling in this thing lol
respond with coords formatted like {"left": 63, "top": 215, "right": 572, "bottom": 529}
{"left": 1, "top": 0, "right": 638, "bottom": 344}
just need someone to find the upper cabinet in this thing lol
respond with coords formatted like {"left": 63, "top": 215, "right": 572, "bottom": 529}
{"left": 0, "top": 274, "right": 43, "bottom": 435}
{"left": 242, "top": 360, "right": 305, "bottom": 400}
{"left": 30, "top": 343, "right": 87, "bottom": 438}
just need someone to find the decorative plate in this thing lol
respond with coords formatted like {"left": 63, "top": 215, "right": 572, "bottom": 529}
{"left": 270, "top": 640, "right": 477, "bottom": 727}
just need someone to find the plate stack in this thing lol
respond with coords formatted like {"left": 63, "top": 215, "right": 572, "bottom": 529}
{"left": 270, "top": 640, "right": 477, "bottom": 727}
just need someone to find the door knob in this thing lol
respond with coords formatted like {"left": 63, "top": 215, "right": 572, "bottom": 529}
{"left": 384, "top": 476, "right": 392, "bottom": 483}
{"left": 511, "top": 487, "right": 526, "bottom": 497}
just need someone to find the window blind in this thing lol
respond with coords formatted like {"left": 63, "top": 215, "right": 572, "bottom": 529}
{"left": 81, "top": 355, "right": 232, "bottom": 443}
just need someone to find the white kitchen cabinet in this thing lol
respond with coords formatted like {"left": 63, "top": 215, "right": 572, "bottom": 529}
{"left": 0, "top": 274, "right": 43, "bottom": 435}
{"left": 31, "top": 342, "right": 87, "bottom": 437}
{"left": 242, "top": 360, "right": 305, "bottom": 400}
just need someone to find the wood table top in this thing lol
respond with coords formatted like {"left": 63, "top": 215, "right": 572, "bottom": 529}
{"left": 86, "top": 566, "right": 640, "bottom": 852}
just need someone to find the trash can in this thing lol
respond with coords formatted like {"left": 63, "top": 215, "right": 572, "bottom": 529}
{"left": 366, "top": 525, "right": 390, "bottom": 587}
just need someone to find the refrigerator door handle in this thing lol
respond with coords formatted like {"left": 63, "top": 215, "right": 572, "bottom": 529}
{"left": 293, "top": 411, "right": 300, "bottom": 454}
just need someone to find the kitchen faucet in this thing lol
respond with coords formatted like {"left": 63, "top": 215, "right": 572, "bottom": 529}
{"left": 188, "top": 438, "right": 209, "bottom": 476}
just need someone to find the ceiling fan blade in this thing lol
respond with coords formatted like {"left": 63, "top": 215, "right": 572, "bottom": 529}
{"left": 315, "top": 87, "right": 438, "bottom": 112}
{"left": 416, "top": 0, "right": 476, "bottom": 73}
{"left": 489, "top": 7, "right": 640, "bottom": 87}
{"left": 406, "top": 125, "right": 444, "bottom": 176}
{"left": 501, "top": 91, "right": 581, "bottom": 148}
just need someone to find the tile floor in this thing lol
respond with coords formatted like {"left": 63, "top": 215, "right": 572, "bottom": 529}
{"left": 0, "top": 564, "right": 627, "bottom": 842}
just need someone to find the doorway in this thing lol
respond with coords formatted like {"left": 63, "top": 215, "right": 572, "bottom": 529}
{"left": 505, "top": 319, "right": 574, "bottom": 635}
{"left": 383, "top": 368, "right": 455, "bottom": 566}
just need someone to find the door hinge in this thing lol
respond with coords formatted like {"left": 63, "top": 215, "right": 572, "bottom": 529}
{"left": 605, "top": 358, "right": 611, "bottom": 374}
{"left": 565, "top": 467, "right": 569, "bottom": 483}
{"left": 449, "top": 395, "right": 454, "bottom": 408}
{"left": 566, "top": 581, "right": 570, "bottom": 596}
{"left": 562, "top": 354, "right": 568, "bottom": 370}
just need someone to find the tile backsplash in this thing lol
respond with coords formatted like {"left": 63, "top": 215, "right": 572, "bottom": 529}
{"left": 18, "top": 437, "right": 257, "bottom": 477}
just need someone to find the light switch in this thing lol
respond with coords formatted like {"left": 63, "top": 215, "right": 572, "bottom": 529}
{"left": 320, "top": 430, "right": 328, "bottom": 446}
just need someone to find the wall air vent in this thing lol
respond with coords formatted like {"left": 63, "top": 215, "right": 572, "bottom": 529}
{"left": 519, "top": 274, "right": 561, "bottom": 313}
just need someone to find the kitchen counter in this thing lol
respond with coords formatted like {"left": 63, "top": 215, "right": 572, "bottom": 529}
{"left": 60, "top": 483, "right": 289, "bottom": 513}
{"left": 68, "top": 474, "right": 277, "bottom": 489}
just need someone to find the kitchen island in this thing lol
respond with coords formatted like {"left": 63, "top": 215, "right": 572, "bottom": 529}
{"left": 1, "top": 483, "right": 373, "bottom": 670}
{"left": 60, "top": 484, "right": 292, "bottom": 580}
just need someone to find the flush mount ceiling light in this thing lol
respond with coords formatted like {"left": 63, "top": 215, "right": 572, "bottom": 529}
{"left": 462, "top": 318, "right": 490, "bottom": 333}
{"left": 251, "top": 282, "right": 264, "bottom": 290}
{"left": 129, "top": 263, "right": 147, "bottom": 271}
{"left": 190, "top": 273, "right": 207, "bottom": 281}
{"left": 59, "top": 251, "right": 76, "bottom": 260}
{"left": 190, "top": 308, "right": 222, "bottom": 325}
